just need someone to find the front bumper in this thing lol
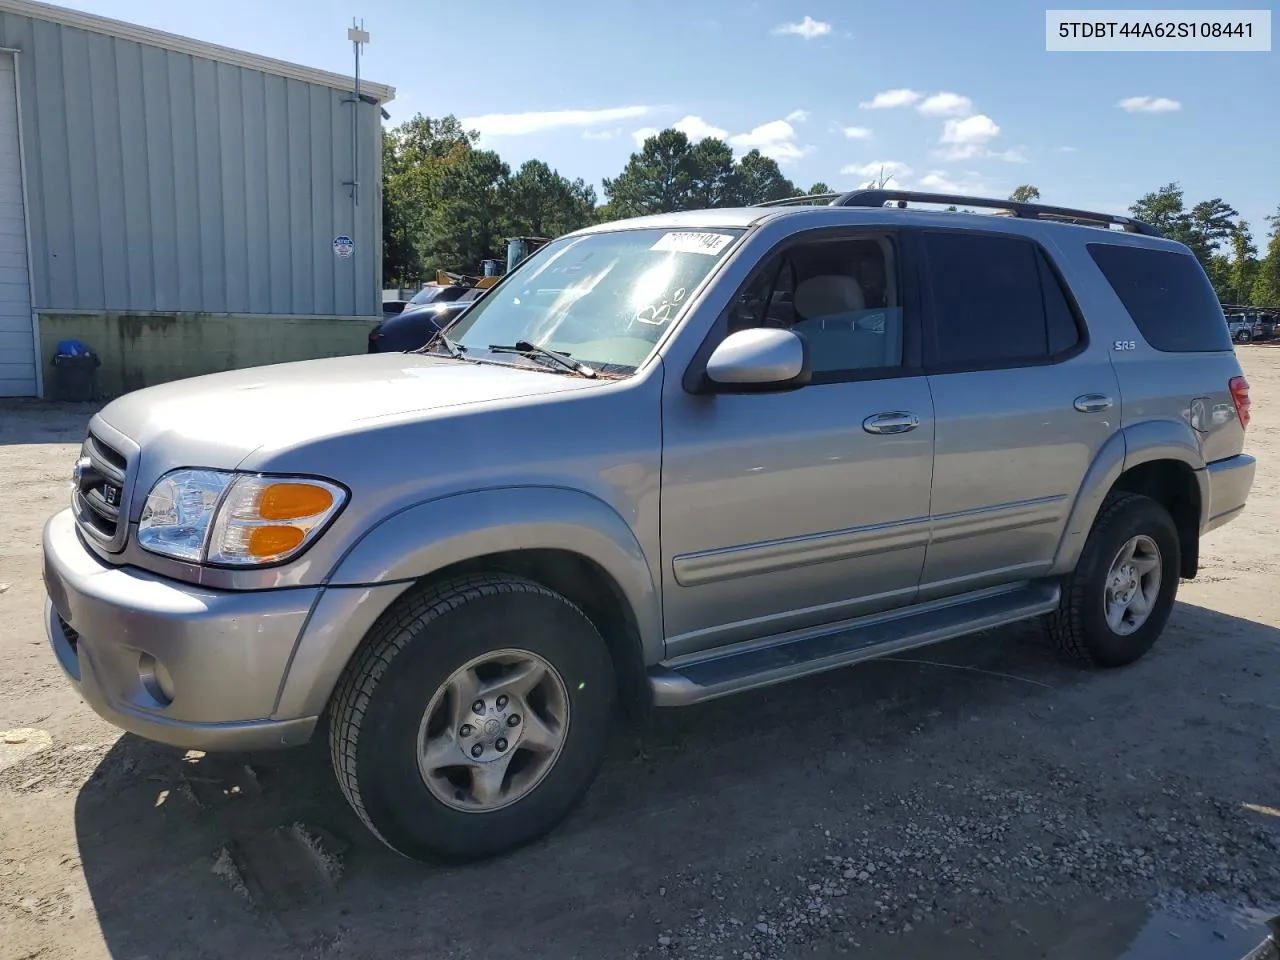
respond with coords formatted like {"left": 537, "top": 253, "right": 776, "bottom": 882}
{"left": 1203, "top": 453, "right": 1257, "bottom": 534}
{"left": 42, "top": 508, "right": 321, "bottom": 751}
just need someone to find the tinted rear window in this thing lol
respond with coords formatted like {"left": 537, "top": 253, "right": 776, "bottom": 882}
{"left": 1087, "top": 244, "right": 1231, "bottom": 353}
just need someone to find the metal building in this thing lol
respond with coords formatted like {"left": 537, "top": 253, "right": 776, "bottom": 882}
{"left": 0, "top": 0, "right": 394, "bottom": 397}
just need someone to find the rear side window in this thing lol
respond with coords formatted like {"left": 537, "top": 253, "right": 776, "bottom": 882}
{"left": 921, "top": 231, "right": 1081, "bottom": 368}
{"left": 1087, "top": 243, "right": 1232, "bottom": 353}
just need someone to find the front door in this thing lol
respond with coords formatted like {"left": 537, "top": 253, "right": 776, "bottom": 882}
{"left": 660, "top": 229, "right": 935, "bottom": 658}
{"left": 913, "top": 227, "right": 1121, "bottom": 597}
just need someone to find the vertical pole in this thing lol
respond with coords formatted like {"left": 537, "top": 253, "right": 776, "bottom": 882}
{"left": 352, "top": 19, "right": 361, "bottom": 208}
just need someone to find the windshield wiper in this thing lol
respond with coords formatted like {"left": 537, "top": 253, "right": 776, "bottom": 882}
{"left": 487, "top": 340, "right": 598, "bottom": 378}
{"left": 416, "top": 328, "right": 466, "bottom": 358}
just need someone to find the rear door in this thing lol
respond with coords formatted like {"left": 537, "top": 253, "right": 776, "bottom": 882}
{"left": 914, "top": 227, "right": 1121, "bottom": 599}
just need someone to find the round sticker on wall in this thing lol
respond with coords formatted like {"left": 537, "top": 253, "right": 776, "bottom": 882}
{"left": 333, "top": 235, "right": 355, "bottom": 259}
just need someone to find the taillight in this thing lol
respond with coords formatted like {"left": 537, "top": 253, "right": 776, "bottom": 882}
{"left": 1229, "top": 376, "right": 1251, "bottom": 428}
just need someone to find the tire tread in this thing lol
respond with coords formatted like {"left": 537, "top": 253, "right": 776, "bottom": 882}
{"left": 1047, "top": 492, "right": 1170, "bottom": 667}
{"left": 327, "top": 573, "right": 583, "bottom": 853}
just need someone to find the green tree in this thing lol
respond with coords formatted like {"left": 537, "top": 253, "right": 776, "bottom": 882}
{"left": 421, "top": 148, "right": 511, "bottom": 273}
{"left": 1254, "top": 206, "right": 1280, "bottom": 307}
{"left": 503, "top": 159, "right": 597, "bottom": 239}
{"left": 1227, "top": 220, "right": 1258, "bottom": 305}
{"left": 808, "top": 182, "right": 832, "bottom": 195}
{"left": 734, "top": 149, "right": 798, "bottom": 205}
{"left": 382, "top": 131, "right": 421, "bottom": 286}
{"left": 687, "top": 138, "right": 739, "bottom": 208}
{"left": 382, "top": 113, "right": 483, "bottom": 282}
{"left": 602, "top": 129, "right": 699, "bottom": 216}
{"left": 602, "top": 130, "right": 800, "bottom": 213}
{"left": 1008, "top": 185, "right": 1041, "bottom": 203}
{"left": 1188, "top": 197, "right": 1240, "bottom": 262}
{"left": 1130, "top": 183, "right": 1194, "bottom": 241}
{"left": 1130, "top": 183, "right": 1241, "bottom": 287}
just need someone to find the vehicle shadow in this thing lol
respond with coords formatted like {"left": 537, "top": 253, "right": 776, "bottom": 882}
{"left": 72, "top": 601, "right": 1280, "bottom": 959}
{"left": 0, "top": 399, "right": 99, "bottom": 447}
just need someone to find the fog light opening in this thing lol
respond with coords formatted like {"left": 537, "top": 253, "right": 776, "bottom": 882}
{"left": 138, "top": 653, "right": 175, "bottom": 707}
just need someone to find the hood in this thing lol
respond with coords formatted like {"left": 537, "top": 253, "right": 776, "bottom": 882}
{"left": 95, "top": 352, "right": 601, "bottom": 471}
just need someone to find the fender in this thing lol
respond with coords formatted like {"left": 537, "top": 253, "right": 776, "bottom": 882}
{"left": 1050, "top": 418, "right": 1207, "bottom": 574}
{"left": 272, "top": 486, "right": 663, "bottom": 723}
{"left": 331, "top": 484, "right": 662, "bottom": 656}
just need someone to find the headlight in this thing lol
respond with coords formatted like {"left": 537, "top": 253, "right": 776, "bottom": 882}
{"left": 138, "top": 470, "right": 347, "bottom": 566}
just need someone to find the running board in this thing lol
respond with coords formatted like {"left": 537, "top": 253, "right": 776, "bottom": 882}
{"left": 648, "top": 582, "right": 1061, "bottom": 707}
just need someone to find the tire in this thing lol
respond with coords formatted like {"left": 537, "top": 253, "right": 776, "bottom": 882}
{"left": 328, "top": 573, "right": 616, "bottom": 862}
{"left": 1047, "top": 493, "right": 1180, "bottom": 668}
{"left": 1236, "top": 330, "right": 1253, "bottom": 345}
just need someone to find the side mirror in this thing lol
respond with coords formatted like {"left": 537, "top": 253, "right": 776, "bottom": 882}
{"left": 705, "top": 328, "right": 811, "bottom": 391}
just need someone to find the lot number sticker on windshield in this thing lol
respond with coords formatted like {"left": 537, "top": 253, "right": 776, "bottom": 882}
{"left": 650, "top": 232, "right": 734, "bottom": 256}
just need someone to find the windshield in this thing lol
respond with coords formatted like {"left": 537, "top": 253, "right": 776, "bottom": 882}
{"left": 446, "top": 228, "right": 743, "bottom": 373}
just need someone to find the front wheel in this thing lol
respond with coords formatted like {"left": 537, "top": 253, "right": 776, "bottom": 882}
{"left": 1236, "top": 329, "right": 1253, "bottom": 345}
{"left": 328, "top": 574, "right": 617, "bottom": 862}
{"left": 1047, "top": 493, "right": 1180, "bottom": 667}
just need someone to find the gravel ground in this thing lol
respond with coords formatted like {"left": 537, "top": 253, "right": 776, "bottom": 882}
{"left": 2, "top": 352, "right": 1280, "bottom": 960}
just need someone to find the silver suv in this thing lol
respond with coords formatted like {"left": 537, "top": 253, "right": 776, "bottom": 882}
{"left": 42, "top": 190, "right": 1256, "bottom": 862}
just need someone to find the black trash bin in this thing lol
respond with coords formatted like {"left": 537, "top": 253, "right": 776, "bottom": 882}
{"left": 51, "top": 345, "right": 100, "bottom": 402}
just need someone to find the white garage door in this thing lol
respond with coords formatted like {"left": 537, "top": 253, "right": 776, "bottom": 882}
{"left": 0, "top": 53, "right": 34, "bottom": 398}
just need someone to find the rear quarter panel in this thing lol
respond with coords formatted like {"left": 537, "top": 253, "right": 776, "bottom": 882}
{"left": 1047, "top": 231, "right": 1247, "bottom": 467}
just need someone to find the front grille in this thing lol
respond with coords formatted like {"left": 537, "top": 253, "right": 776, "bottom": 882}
{"left": 72, "top": 429, "right": 133, "bottom": 550}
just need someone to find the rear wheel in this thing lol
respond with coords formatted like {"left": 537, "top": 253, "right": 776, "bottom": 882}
{"left": 328, "top": 574, "right": 616, "bottom": 862}
{"left": 1048, "top": 493, "right": 1180, "bottom": 667}
{"left": 1236, "top": 329, "right": 1253, "bottom": 344}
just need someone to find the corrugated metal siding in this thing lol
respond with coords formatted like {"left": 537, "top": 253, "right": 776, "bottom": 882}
{"left": 0, "top": 11, "right": 382, "bottom": 316}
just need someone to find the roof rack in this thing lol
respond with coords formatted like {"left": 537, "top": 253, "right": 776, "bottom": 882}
{"left": 752, "top": 188, "right": 1162, "bottom": 237}
{"left": 753, "top": 193, "right": 844, "bottom": 208}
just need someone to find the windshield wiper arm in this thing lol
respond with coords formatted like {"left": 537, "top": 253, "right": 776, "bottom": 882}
{"left": 416, "top": 327, "right": 466, "bottom": 358}
{"left": 487, "top": 340, "right": 598, "bottom": 378}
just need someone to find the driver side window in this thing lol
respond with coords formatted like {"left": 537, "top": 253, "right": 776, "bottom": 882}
{"left": 729, "top": 236, "right": 903, "bottom": 378}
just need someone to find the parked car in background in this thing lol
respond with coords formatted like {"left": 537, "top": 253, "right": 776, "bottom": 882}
{"left": 368, "top": 287, "right": 485, "bottom": 353}
{"left": 1230, "top": 318, "right": 1255, "bottom": 344}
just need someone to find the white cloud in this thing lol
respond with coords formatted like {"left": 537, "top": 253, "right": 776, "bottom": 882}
{"left": 840, "top": 126, "right": 873, "bottom": 139}
{"left": 1057, "top": 145, "right": 1078, "bottom": 153}
{"left": 916, "top": 169, "right": 991, "bottom": 195}
{"left": 463, "top": 105, "right": 653, "bottom": 138}
{"left": 772, "top": 16, "right": 832, "bottom": 39}
{"left": 786, "top": 109, "right": 810, "bottom": 123}
{"left": 674, "top": 115, "right": 729, "bottom": 141}
{"left": 1118, "top": 95, "right": 1181, "bottom": 113}
{"left": 729, "top": 119, "right": 812, "bottom": 163}
{"left": 582, "top": 128, "right": 621, "bottom": 141}
{"left": 988, "top": 147, "right": 1029, "bottom": 163}
{"left": 917, "top": 92, "right": 974, "bottom": 118}
{"left": 840, "top": 160, "right": 913, "bottom": 182}
{"left": 859, "top": 88, "right": 922, "bottom": 110}
{"left": 630, "top": 126, "right": 659, "bottom": 146}
{"left": 940, "top": 114, "right": 1001, "bottom": 145}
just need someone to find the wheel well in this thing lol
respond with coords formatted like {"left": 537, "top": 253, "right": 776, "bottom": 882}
{"left": 419, "top": 549, "right": 652, "bottom": 721}
{"left": 1112, "top": 460, "right": 1201, "bottom": 578}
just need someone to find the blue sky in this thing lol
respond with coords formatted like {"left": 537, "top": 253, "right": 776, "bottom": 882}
{"left": 62, "top": 0, "right": 1279, "bottom": 238}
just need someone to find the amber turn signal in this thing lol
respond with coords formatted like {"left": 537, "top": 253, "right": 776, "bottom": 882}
{"left": 246, "top": 525, "right": 307, "bottom": 557}
{"left": 257, "top": 482, "right": 335, "bottom": 521}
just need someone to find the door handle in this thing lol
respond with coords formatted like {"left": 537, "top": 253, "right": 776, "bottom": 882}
{"left": 1073, "top": 394, "right": 1113, "bottom": 413}
{"left": 863, "top": 412, "right": 920, "bottom": 435}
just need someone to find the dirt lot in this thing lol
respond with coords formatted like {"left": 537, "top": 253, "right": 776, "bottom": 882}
{"left": 2, "top": 352, "right": 1279, "bottom": 960}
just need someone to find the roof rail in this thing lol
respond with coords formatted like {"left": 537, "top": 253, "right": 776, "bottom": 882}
{"left": 752, "top": 193, "right": 844, "bottom": 208}
{"left": 827, "top": 189, "right": 1163, "bottom": 237}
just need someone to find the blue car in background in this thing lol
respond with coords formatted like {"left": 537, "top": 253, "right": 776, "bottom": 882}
{"left": 369, "top": 286, "right": 485, "bottom": 353}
